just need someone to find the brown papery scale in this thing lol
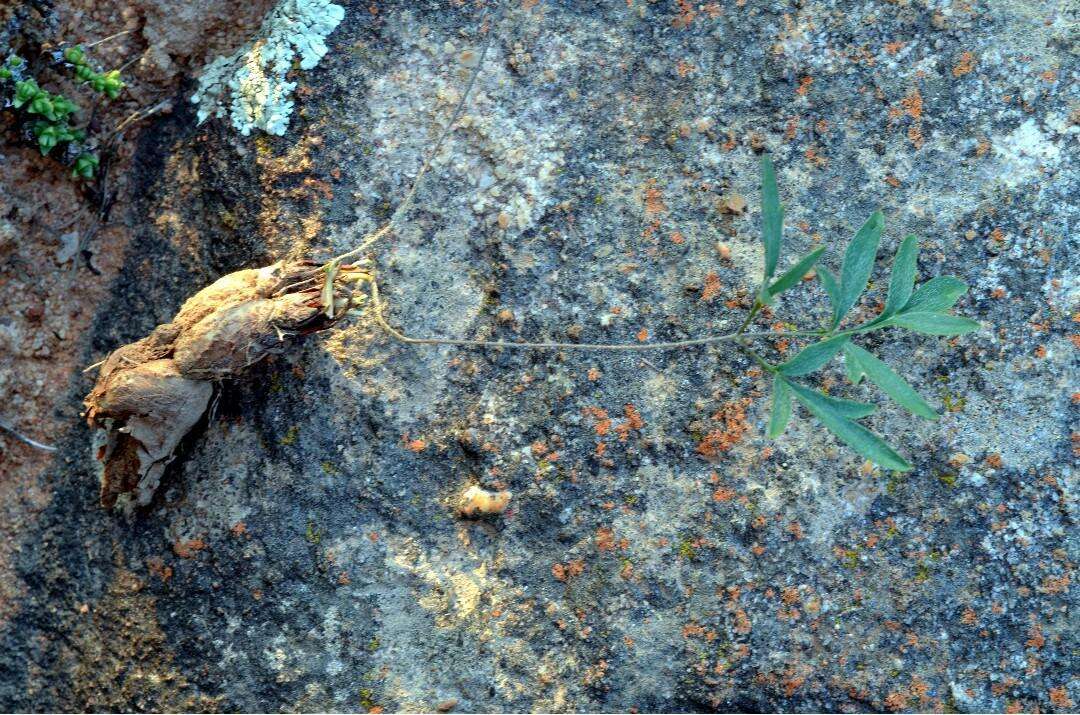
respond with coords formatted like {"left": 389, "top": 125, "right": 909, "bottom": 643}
{"left": 84, "top": 260, "right": 362, "bottom": 508}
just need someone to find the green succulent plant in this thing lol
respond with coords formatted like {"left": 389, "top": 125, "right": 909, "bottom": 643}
{"left": 1, "top": 45, "right": 125, "bottom": 178}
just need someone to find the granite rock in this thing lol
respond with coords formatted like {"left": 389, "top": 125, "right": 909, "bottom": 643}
{"left": 0, "top": 0, "right": 1076, "bottom": 711}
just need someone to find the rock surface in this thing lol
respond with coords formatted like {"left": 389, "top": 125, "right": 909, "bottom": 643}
{"left": 0, "top": 0, "right": 1076, "bottom": 712}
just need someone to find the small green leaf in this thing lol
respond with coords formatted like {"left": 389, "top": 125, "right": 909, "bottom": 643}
{"left": 778, "top": 334, "right": 849, "bottom": 377}
{"left": 767, "top": 374, "right": 792, "bottom": 438}
{"left": 882, "top": 234, "right": 919, "bottom": 318}
{"left": 64, "top": 46, "right": 85, "bottom": 65}
{"left": 902, "top": 276, "right": 967, "bottom": 314}
{"left": 766, "top": 247, "right": 825, "bottom": 299}
{"left": 760, "top": 155, "right": 783, "bottom": 280}
{"left": 788, "top": 382, "right": 912, "bottom": 471}
{"left": 843, "top": 342, "right": 937, "bottom": 420}
{"left": 816, "top": 390, "right": 876, "bottom": 418}
{"left": 834, "top": 211, "right": 884, "bottom": 328}
{"left": 844, "top": 346, "right": 866, "bottom": 385}
{"left": 888, "top": 312, "right": 980, "bottom": 335}
{"left": 818, "top": 266, "right": 841, "bottom": 325}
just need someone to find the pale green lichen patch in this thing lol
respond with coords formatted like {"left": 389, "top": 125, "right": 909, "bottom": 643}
{"left": 190, "top": 0, "right": 345, "bottom": 136}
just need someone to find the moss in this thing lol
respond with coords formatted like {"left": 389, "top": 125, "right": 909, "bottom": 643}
{"left": 305, "top": 520, "right": 323, "bottom": 544}
{"left": 938, "top": 472, "right": 958, "bottom": 487}
{"left": 914, "top": 562, "right": 931, "bottom": 582}
{"left": 940, "top": 391, "right": 967, "bottom": 413}
{"left": 885, "top": 473, "right": 904, "bottom": 495}
{"left": 677, "top": 537, "right": 697, "bottom": 561}
{"left": 358, "top": 688, "right": 378, "bottom": 711}
{"left": 280, "top": 425, "right": 300, "bottom": 445}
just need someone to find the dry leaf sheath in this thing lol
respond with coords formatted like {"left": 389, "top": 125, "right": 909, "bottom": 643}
{"left": 84, "top": 260, "right": 364, "bottom": 507}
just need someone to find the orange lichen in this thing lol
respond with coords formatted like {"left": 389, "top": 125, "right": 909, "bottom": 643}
{"left": 583, "top": 406, "right": 611, "bottom": 436}
{"left": 884, "top": 691, "right": 908, "bottom": 712}
{"left": 696, "top": 398, "right": 751, "bottom": 459}
{"left": 1026, "top": 621, "right": 1045, "bottom": 649}
{"left": 901, "top": 88, "right": 923, "bottom": 119}
{"left": 713, "top": 486, "right": 735, "bottom": 502}
{"left": 672, "top": 0, "right": 696, "bottom": 28}
{"left": 643, "top": 179, "right": 667, "bottom": 215}
{"left": 1049, "top": 687, "right": 1075, "bottom": 709}
{"left": 552, "top": 559, "right": 585, "bottom": 582}
{"left": 953, "top": 51, "right": 977, "bottom": 77}
{"left": 907, "top": 123, "right": 924, "bottom": 149}
{"left": 614, "top": 404, "right": 645, "bottom": 442}
{"left": 173, "top": 538, "right": 206, "bottom": 559}
{"left": 732, "top": 608, "right": 752, "bottom": 634}
{"left": 596, "top": 527, "right": 616, "bottom": 552}
{"left": 1040, "top": 574, "right": 1070, "bottom": 594}
{"left": 146, "top": 557, "right": 173, "bottom": 582}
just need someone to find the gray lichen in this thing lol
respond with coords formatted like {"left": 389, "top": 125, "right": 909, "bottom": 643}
{"left": 190, "top": 0, "right": 344, "bottom": 136}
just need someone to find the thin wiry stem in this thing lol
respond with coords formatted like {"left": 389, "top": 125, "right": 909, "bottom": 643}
{"left": 108, "top": 99, "right": 171, "bottom": 140}
{"left": 329, "top": 2, "right": 501, "bottom": 268}
{"left": 0, "top": 418, "right": 57, "bottom": 452}
{"left": 368, "top": 279, "right": 821, "bottom": 352}
{"left": 82, "top": 29, "right": 132, "bottom": 50}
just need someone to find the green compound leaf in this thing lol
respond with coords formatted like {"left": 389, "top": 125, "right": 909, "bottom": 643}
{"left": 902, "top": 276, "right": 967, "bottom": 314}
{"left": 760, "top": 155, "right": 783, "bottom": 280}
{"left": 766, "top": 247, "right": 825, "bottom": 300}
{"left": 778, "top": 334, "right": 849, "bottom": 377}
{"left": 767, "top": 374, "right": 793, "bottom": 438}
{"left": 887, "top": 312, "right": 980, "bottom": 335}
{"left": 882, "top": 234, "right": 919, "bottom": 318}
{"left": 834, "top": 211, "right": 884, "bottom": 328}
{"left": 843, "top": 342, "right": 937, "bottom": 420}
{"left": 787, "top": 381, "right": 912, "bottom": 471}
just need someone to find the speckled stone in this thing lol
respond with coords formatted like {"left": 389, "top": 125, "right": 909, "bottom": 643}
{"left": 1, "top": 0, "right": 1076, "bottom": 712}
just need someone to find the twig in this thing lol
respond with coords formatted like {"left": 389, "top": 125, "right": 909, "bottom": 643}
{"left": 0, "top": 419, "right": 57, "bottom": 452}
{"left": 83, "top": 358, "right": 106, "bottom": 373}
{"left": 108, "top": 99, "right": 170, "bottom": 142}
{"left": 329, "top": 1, "right": 501, "bottom": 267}
{"left": 368, "top": 279, "right": 819, "bottom": 352}
{"left": 82, "top": 29, "right": 132, "bottom": 50}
